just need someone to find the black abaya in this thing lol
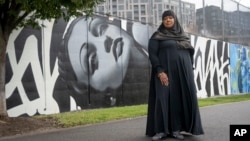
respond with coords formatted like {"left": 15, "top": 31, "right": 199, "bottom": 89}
{"left": 146, "top": 39, "right": 204, "bottom": 136}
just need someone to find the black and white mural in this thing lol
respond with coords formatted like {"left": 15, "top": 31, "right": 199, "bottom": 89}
{"left": 6, "top": 15, "right": 152, "bottom": 117}
{"left": 5, "top": 14, "right": 247, "bottom": 117}
{"left": 191, "top": 36, "right": 230, "bottom": 98}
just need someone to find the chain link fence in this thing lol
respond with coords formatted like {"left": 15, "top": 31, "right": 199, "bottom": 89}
{"left": 191, "top": 0, "right": 250, "bottom": 46}
{"left": 95, "top": 0, "right": 250, "bottom": 46}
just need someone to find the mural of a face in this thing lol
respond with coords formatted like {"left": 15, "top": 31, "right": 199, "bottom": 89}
{"left": 64, "top": 16, "right": 133, "bottom": 91}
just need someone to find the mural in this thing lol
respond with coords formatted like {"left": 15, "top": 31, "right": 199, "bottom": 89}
{"left": 6, "top": 20, "right": 59, "bottom": 116}
{"left": 53, "top": 15, "right": 151, "bottom": 112}
{"left": 191, "top": 36, "right": 230, "bottom": 98}
{"left": 5, "top": 14, "right": 247, "bottom": 117}
{"left": 230, "top": 44, "right": 250, "bottom": 93}
{"left": 6, "top": 15, "right": 152, "bottom": 117}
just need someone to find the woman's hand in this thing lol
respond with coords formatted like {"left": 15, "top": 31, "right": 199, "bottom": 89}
{"left": 158, "top": 72, "right": 169, "bottom": 86}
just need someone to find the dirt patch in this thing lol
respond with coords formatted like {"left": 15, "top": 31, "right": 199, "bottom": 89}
{"left": 0, "top": 117, "right": 63, "bottom": 137}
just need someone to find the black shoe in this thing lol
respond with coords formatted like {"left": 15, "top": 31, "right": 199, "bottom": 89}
{"left": 152, "top": 133, "right": 167, "bottom": 141}
{"left": 172, "top": 131, "right": 184, "bottom": 140}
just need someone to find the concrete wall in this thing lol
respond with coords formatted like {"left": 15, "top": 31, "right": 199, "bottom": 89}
{"left": 5, "top": 15, "right": 250, "bottom": 117}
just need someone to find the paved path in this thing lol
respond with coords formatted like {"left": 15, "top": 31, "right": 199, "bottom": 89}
{"left": 1, "top": 101, "right": 250, "bottom": 141}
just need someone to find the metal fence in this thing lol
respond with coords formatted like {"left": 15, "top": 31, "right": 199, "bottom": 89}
{"left": 188, "top": 0, "right": 250, "bottom": 46}
{"left": 95, "top": 0, "right": 250, "bottom": 46}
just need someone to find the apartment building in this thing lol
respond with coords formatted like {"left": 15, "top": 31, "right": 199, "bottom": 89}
{"left": 95, "top": 0, "right": 196, "bottom": 30}
{"left": 196, "top": 5, "right": 250, "bottom": 44}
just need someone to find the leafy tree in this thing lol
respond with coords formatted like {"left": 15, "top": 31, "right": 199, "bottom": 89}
{"left": 0, "top": 0, "right": 104, "bottom": 119}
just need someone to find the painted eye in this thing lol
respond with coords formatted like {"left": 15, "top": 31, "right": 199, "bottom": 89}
{"left": 90, "top": 23, "right": 108, "bottom": 37}
{"left": 104, "top": 36, "right": 113, "bottom": 52}
{"left": 79, "top": 43, "right": 88, "bottom": 73}
{"left": 88, "top": 51, "right": 98, "bottom": 75}
{"left": 112, "top": 37, "right": 124, "bottom": 62}
{"left": 87, "top": 44, "right": 98, "bottom": 75}
{"left": 80, "top": 43, "right": 98, "bottom": 75}
{"left": 98, "top": 24, "right": 108, "bottom": 36}
{"left": 116, "top": 39, "right": 124, "bottom": 58}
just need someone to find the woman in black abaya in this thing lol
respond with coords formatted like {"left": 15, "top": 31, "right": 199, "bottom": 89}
{"left": 146, "top": 10, "right": 204, "bottom": 140}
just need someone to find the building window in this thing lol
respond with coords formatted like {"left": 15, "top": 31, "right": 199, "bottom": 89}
{"left": 127, "top": 11, "right": 132, "bottom": 19}
{"left": 159, "top": 5, "right": 162, "bottom": 10}
{"left": 118, "top": 0, "right": 124, "bottom": 4}
{"left": 141, "top": 17, "right": 146, "bottom": 22}
{"left": 134, "top": 11, "right": 139, "bottom": 16}
{"left": 119, "top": 5, "right": 124, "bottom": 10}
{"left": 112, "top": 5, "right": 117, "bottom": 9}
{"left": 98, "top": 6, "right": 104, "bottom": 11}
{"left": 141, "top": 5, "right": 145, "bottom": 10}
{"left": 141, "top": 10, "right": 146, "bottom": 15}
{"left": 134, "top": 5, "right": 138, "bottom": 10}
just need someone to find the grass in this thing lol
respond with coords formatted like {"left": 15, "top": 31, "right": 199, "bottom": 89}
{"left": 40, "top": 94, "right": 250, "bottom": 127}
{"left": 44, "top": 105, "right": 148, "bottom": 127}
{"left": 198, "top": 94, "right": 250, "bottom": 107}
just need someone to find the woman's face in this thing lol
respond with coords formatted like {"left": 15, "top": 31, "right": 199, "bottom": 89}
{"left": 163, "top": 16, "right": 175, "bottom": 29}
{"left": 66, "top": 17, "right": 132, "bottom": 91}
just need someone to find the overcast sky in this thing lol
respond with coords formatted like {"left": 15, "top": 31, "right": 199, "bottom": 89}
{"left": 182, "top": 0, "right": 250, "bottom": 10}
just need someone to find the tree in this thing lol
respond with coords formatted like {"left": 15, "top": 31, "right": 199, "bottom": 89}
{"left": 0, "top": 0, "right": 104, "bottom": 119}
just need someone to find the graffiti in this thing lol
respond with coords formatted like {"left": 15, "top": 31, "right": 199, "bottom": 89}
{"left": 6, "top": 20, "right": 61, "bottom": 117}
{"left": 6, "top": 15, "right": 151, "bottom": 116}
{"left": 53, "top": 15, "right": 151, "bottom": 112}
{"left": 230, "top": 44, "right": 250, "bottom": 93}
{"left": 191, "top": 35, "right": 230, "bottom": 98}
{"left": 5, "top": 14, "right": 248, "bottom": 117}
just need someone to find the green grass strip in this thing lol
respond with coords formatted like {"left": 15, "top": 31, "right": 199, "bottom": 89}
{"left": 40, "top": 94, "right": 250, "bottom": 127}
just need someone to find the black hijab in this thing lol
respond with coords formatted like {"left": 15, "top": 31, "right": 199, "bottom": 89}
{"left": 150, "top": 10, "right": 194, "bottom": 54}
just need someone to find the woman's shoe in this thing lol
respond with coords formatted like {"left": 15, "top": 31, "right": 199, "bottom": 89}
{"left": 172, "top": 131, "right": 184, "bottom": 140}
{"left": 152, "top": 132, "right": 167, "bottom": 141}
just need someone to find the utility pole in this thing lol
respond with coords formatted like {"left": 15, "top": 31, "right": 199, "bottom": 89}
{"left": 236, "top": 0, "right": 241, "bottom": 44}
{"left": 179, "top": 0, "right": 182, "bottom": 25}
{"left": 202, "top": 0, "right": 206, "bottom": 35}
{"left": 221, "top": 0, "right": 224, "bottom": 40}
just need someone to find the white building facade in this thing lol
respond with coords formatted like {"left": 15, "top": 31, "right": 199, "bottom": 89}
{"left": 95, "top": 0, "right": 196, "bottom": 30}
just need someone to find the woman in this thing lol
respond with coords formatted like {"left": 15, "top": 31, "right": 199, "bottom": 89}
{"left": 64, "top": 16, "right": 133, "bottom": 91}
{"left": 146, "top": 10, "right": 204, "bottom": 140}
{"left": 53, "top": 15, "right": 150, "bottom": 111}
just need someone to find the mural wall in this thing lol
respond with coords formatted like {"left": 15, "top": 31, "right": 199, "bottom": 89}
{"left": 5, "top": 15, "right": 249, "bottom": 117}
{"left": 230, "top": 44, "right": 250, "bottom": 93}
{"left": 191, "top": 36, "right": 230, "bottom": 98}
